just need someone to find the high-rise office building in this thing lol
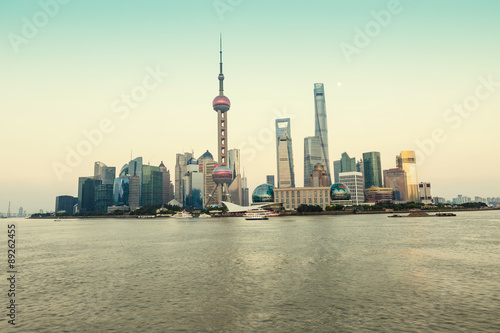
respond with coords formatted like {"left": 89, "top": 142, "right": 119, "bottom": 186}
{"left": 313, "top": 83, "right": 331, "bottom": 184}
{"left": 175, "top": 152, "right": 192, "bottom": 202}
{"left": 333, "top": 160, "right": 341, "bottom": 183}
{"left": 396, "top": 151, "right": 418, "bottom": 202}
{"left": 78, "top": 176, "right": 101, "bottom": 213}
{"left": 277, "top": 126, "right": 295, "bottom": 188}
{"left": 341, "top": 152, "right": 356, "bottom": 173}
{"left": 241, "top": 174, "right": 249, "bottom": 206}
{"left": 310, "top": 164, "right": 330, "bottom": 187}
{"left": 363, "top": 152, "right": 382, "bottom": 189}
{"left": 55, "top": 195, "right": 78, "bottom": 213}
{"left": 142, "top": 165, "right": 163, "bottom": 207}
{"left": 383, "top": 168, "right": 408, "bottom": 201}
{"left": 266, "top": 175, "right": 275, "bottom": 187}
{"left": 128, "top": 157, "right": 143, "bottom": 205}
{"left": 202, "top": 159, "right": 218, "bottom": 207}
{"left": 228, "top": 149, "right": 240, "bottom": 180}
{"left": 356, "top": 159, "right": 364, "bottom": 176}
{"left": 183, "top": 158, "right": 204, "bottom": 209}
{"left": 339, "top": 172, "right": 365, "bottom": 205}
{"left": 419, "top": 182, "right": 432, "bottom": 203}
{"left": 94, "top": 161, "right": 116, "bottom": 185}
{"left": 95, "top": 184, "right": 114, "bottom": 212}
{"left": 159, "top": 161, "right": 172, "bottom": 205}
{"left": 228, "top": 149, "right": 242, "bottom": 205}
{"left": 304, "top": 136, "right": 322, "bottom": 187}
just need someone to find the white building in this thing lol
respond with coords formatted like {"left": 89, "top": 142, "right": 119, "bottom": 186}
{"left": 418, "top": 182, "right": 432, "bottom": 203}
{"left": 339, "top": 171, "right": 365, "bottom": 205}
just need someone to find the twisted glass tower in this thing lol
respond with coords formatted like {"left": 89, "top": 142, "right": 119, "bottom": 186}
{"left": 314, "top": 83, "right": 331, "bottom": 185}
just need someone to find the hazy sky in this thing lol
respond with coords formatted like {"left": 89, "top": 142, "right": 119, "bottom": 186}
{"left": 1, "top": 0, "right": 499, "bottom": 213}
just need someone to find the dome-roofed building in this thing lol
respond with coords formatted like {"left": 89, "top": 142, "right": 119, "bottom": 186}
{"left": 198, "top": 150, "right": 214, "bottom": 161}
{"left": 252, "top": 184, "right": 275, "bottom": 203}
{"left": 330, "top": 183, "right": 351, "bottom": 201}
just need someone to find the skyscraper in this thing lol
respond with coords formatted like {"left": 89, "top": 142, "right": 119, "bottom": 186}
{"left": 159, "top": 161, "right": 172, "bottom": 205}
{"left": 341, "top": 152, "right": 356, "bottom": 173}
{"left": 314, "top": 83, "right": 331, "bottom": 184}
{"left": 383, "top": 168, "right": 408, "bottom": 201}
{"left": 77, "top": 176, "right": 101, "bottom": 213}
{"left": 277, "top": 125, "right": 295, "bottom": 188}
{"left": 276, "top": 118, "right": 295, "bottom": 188}
{"left": 142, "top": 165, "right": 163, "bottom": 207}
{"left": 175, "top": 152, "right": 192, "bottom": 202}
{"left": 128, "top": 157, "right": 143, "bottom": 206}
{"left": 363, "top": 152, "right": 382, "bottom": 189}
{"left": 94, "top": 161, "right": 116, "bottom": 185}
{"left": 55, "top": 195, "right": 78, "bottom": 213}
{"left": 396, "top": 151, "right": 418, "bottom": 202}
{"left": 333, "top": 160, "right": 341, "bottom": 183}
{"left": 339, "top": 172, "right": 365, "bottom": 205}
{"left": 304, "top": 136, "right": 322, "bottom": 187}
{"left": 266, "top": 175, "right": 275, "bottom": 187}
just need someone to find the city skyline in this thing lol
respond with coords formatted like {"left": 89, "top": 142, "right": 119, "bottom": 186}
{"left": 1, "top": 1, "right": 500, "bottom": 212}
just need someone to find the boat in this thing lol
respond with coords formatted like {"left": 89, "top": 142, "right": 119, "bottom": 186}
{"left": 54, "top": 219, "right": 62, "bottom": 221}
{"left": 172, "top": 211, "right": 193, "bottom": 219}
{"left": 198, "top": 213, "right": 212, "bottom": 219}
{"left": 435, "top": 212, "right": 456, "bottom": 216}
{"left": 244, "top": 208, "right": 269, "bottom": 220}
{"left": 137, "top": 215, "right": 156, "bottom": 219}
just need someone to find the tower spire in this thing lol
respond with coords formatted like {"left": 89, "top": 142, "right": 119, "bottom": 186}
{"left": 218, "top": 33, "right": 224, "bottom": 95}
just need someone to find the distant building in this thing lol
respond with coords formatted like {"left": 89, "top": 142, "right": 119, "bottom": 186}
{"left": 363, "top": 152, "right": 382, "bottom": 189}
{"left": 313, "top": 83, "right": 332, "bottom": 184}
{"left": 356, "top": 159, "right": 364, "bottom": 177}
{"left": 142, "top": 165, "right": 163, "bottom": 207}
{"left": 384, "top": 168, "right": 408, "bottom": 202}
{"left": 184, "top": 158, "right": 204, "bottom": 209}
{"left": 418, "top": 182, "right": 432, "bottom": 203}
{"left": 365, "top": 187, "right": 393, "bottom": 203}
{"left": 175, "top": 152, "right": 192, "bottom": 201}
{"left": 341, "top": 152, "right": 356, "bottom": 173}
{"left": 94, "top": 161, "right": 116, "bottom": 185}
{"left": 266, "top": 175, "right": 275, "bottom": 187}
{"left": 397, "top": 151, "right": 418, "bottom": 202}
{"left": 78, "top": 177, "right": 101, "bottom": 213}
{"left": 18, "top": 207, "right": 25, "bottom": 217}
{"left": 241, "top": 174, "right": 249, "bottom": 206}
{"left": 95, "top": 184, "right": 114, "bottom": 212}
{"left": 228, "top": 149, "right": 242, "bottom": 205}
{"left": 310, "top": 164, "right": 330, "bottom": 187}
{"left": 339, "top": 172, "right": 365, "bottom": 205}
{"left": 201, "top": 158, "right": 218, "bottom": 207}
{"left": 333, "top": 160, "right": 341, "bottom": 183}
{"left": 274, "top": 186, "right": 331, "bottom": 211}
{"left": 304, "top": 136, "right": 322, "bottom": 187}
{"left": 55, "top": 195, "right": 77, "bottom": 213}
{"left": 276, "top": 118, "right": 295, "bottom": 188}
{"left": 159, "top": 161, "right": 172, "bottom": 205}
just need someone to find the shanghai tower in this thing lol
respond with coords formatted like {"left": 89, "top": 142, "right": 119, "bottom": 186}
{"left": 314, "top": 83, "right": 331, "bottom": 185}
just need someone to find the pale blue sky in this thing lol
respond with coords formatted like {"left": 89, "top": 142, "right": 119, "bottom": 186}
{"left": 1, "top": 0, "right": 499, "bottom": 212}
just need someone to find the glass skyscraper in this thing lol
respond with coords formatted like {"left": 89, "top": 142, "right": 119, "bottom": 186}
{"left": 142, "top": 165, "right": 163, "bottom": 207}
{"left": 276, "top": 118, "right": 295, "bottom": 188}
{"left": 304, "top": 136, "right": 322, "bottom": 187}
{"left": 397, "top": 151, "right": 419, "bottom": 202}
{"left": 314, "top": 83, "right": 331, "bottom": 185}
{"left": 94, "top": 161, "right": 116, "bottom": 185}
{"left": 363, "top": 152, "right": 383, "bottom": 189}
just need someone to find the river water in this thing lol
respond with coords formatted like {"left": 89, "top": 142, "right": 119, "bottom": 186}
{"left": 1, "top": 210, "right": 500, "bottom": 332}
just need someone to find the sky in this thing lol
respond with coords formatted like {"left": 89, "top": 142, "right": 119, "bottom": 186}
{"left": 1, "top": 0, "right": 499, "bottom": 213}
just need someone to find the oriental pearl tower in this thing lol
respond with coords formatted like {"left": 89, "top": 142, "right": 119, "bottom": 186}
{"left": 211, "top": 35, "right": 233, "bottom": 204}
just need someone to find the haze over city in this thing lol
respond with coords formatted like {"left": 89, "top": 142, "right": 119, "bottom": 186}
{"left": 1, "top": 0, "right": 499, "bottom": 213}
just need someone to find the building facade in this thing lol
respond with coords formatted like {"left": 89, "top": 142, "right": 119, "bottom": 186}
{"left": 365, "top": 187, "right": 394, "bottom": 203}
{"left": 159, "top": 161, "right": 172, "bottom": 205}
{"left": 363, "top": 152, "right": 382, "bottom": 189}
{"left": 418, "top": 182, "right": 432, "bottom": 203}
{"left": 55, "top": 195, "right": 78, "bottom": 213}
{"left": 396, "top": 151, "right": 419, "bottom": 202}
{"left": 310, "top": 164, "right": 330, "bottom": 187}
{"left": 142, "top": 165, "right": 163, "bottom": 207}
{"left": 94, "top": 161, "right": 115, "bottom": 185}
{"left": 274, "top": 187, "right": 331, "bottom": 211}
{"left": 339, "top": 172, "right": 365, "bottom": 205}
{"left": 383, "top": 168, "right": 408, "bottom": 201}
{"left": 276, "top": 123, "right": 295, "bottom": 188}
{"left": 304, "top": 136, "right": 322, "bottom": 187}
{"left": 313, "top": 83, "right": 331, "bottom": 184}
